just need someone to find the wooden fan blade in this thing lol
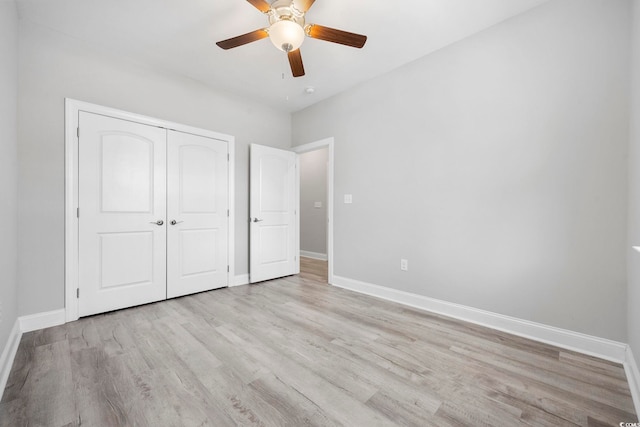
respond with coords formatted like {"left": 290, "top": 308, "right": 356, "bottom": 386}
{"left": 246, "top": 0, "right": 271, "bottom": 13}
{"left": 294, "top": 0, "right": 316, "bottom": 13}
{"left": 306, "top": 24, "right": 367, "bottom": 48}
{"left": 288, "top": 49, "right": 305, "bottom": 77}
{"left": 216, "top": 29, "right": 268, "bottom": 50}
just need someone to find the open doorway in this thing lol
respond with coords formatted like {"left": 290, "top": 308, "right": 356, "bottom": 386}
{"left": 299, "top": 147, "right": 328, "bottom": 282}
{"left": 294, "top": 138, "right": 334, "bottom": 284}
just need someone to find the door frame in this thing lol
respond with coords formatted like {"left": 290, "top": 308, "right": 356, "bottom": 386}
{"left": 64, "top": 98, "right": 235, "bottom": 322}
{"left": 293, "top": 138, "right": 334, "bottom": 284}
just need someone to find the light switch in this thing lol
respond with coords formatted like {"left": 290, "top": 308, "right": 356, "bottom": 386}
{"left": 344, "top": 194, "right": 353, "bottom": 204}
{"left": 314, "top": 201, "right": 322, "bottom": 208}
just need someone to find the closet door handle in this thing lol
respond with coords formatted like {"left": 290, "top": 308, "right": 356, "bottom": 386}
{"left": 170, "top": 220, "right": 184, "bottom": 226}
{"left": 253, "top": 218, "right": 264, "bottom": 223}
{"left": 150, "top": 220, "right": 164, "bottom": 226}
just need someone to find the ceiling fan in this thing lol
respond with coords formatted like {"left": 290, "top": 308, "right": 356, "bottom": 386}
{"left": 216, "top": 0, "right": 367, "bottom": 78}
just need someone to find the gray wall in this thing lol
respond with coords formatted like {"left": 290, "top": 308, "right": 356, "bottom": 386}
{"left": 300, "top": 148, "right": 328, "bottom": 256}
{"left": 629, "top": 0, "right": 640, "bottom": 360}
{"left": 18, "top": 20, "right": 291, "bottom": 317}
{"left": 293, "top": 0, "right": 630, "bottom": 341}
{"left": 0, "top": 1, "right": 19, "bottom": 355}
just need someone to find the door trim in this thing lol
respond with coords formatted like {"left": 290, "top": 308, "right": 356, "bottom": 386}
{"left": 64, "top": 98, "right": 235, "bottom": 321}
{"left": 293, "top": 138, "right": 334, "bottom": 284}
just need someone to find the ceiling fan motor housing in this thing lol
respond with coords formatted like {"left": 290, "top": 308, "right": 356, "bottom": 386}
{"left": 268, "top": 0, "right": 306, "bottom": 21}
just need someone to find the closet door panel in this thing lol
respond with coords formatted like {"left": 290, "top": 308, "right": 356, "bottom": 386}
{"left": 167, "top": 130, "right": 228, "bottom": 298}
{"left": 78, "top": 112, "right": 167, "bottom": 317}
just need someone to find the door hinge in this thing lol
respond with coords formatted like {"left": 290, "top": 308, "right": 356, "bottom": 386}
{"left": 77, "top": 207, "right": 79, "bottom": 218}
{"left": 227, "top": 209, "right": 229, "bottom": 217}
{"left": 227, "top": 265, "right": 229, "bottom": 273}
{"left": 77, "top": 127, "right": 80, "bottom": 138}
{"left": 227, "top": 153, "right": 230, "bottom": 161}
{"left": 76, "top": 288, "right": 80, "bottom": 298}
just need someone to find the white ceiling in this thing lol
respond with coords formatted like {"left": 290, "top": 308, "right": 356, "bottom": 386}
{"left": 16, "top": 0, "right": 549, "bottom": 112}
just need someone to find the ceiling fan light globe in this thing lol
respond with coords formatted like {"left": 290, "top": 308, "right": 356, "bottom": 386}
{"left": 269, "top": 20, "right": 305, "bottom": 52}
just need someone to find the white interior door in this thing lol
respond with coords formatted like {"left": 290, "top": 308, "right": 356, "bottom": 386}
{"left": 78, "top": 112, "right": 167, "bottom": 316}
{"left": 166, "top": 130, "right": 229, "bottom": 298}
{"left": 250, "top": 144, "right": 298, "bottom": 283}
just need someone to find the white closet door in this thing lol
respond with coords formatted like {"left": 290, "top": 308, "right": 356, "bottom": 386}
{"left": 78, "top": 112, "right": 167, "bottom": 317}
{"left": 250, "top": 144, "right": 298, "bottom": 283}
{"left": 166, "top": 130, "right": 229, "bottom": 298}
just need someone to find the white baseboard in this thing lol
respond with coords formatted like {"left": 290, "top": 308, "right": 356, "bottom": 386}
{"left": 625, "top": 347, "right": 640, "bottom": 416}
{"left": 0, "top": 319, "right": 22, "bottom": 401}
{"left": 19, "top": 309, "right": 66, "bottom": 333}
{"left": 300, "top": 251, "right": 328, "bottom": 261}
{"left": 230, "top": 274, "right": 250, "bottom": 287}
{"left": 332, "top": 275, "right": 628, "bottom": 363}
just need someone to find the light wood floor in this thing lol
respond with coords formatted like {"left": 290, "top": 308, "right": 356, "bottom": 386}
{"left": 299, "top": 256, "right": 328, "bottom": 283}
{"left": 1, "top": 258, "right": 636, "bottom": 426}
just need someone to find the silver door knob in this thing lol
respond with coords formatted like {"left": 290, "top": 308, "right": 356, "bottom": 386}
{"left": 150, "top": 220, "right": 164, "bottom": 226}
{"left": 170, "top": 220, "right": 184, "bottom": 225}
{"left": 253, "top": 218, "right": 263, "bottom": 223}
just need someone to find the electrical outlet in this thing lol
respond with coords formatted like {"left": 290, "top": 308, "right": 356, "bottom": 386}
{"left": 344, "top": 194, "right": 353, "bottom": 204}
{"left": 400, "top": 259, "right": 408, "bottom": 271}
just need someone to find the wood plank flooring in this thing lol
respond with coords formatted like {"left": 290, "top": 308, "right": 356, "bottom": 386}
{"left": 299, "top": 256, "right": 328, "bottom": 283}
{"left": 1, "top": 258, "right": 637, "bottom": 426}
